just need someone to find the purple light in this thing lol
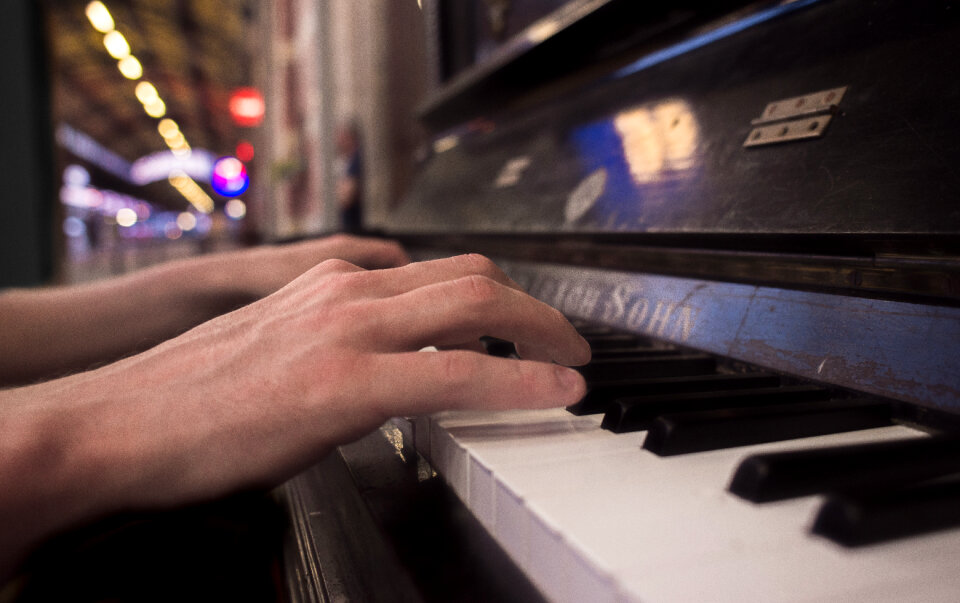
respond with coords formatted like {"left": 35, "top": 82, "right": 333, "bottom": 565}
{"left": 211, "top": 156, "right": 249, "bottom": 197}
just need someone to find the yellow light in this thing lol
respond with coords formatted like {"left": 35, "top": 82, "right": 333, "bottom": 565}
{"left": 144, "top": 98, "right": 166, "bottom": 118}
{"left": 171, "top": 142, "right": 192, "bottom": 157}
{"left": 117, "top": 56, "right": 142, "bottom": 79}
{"left": 176, "top": 212, "right": 197, "bottom": 231}
{"left": 116, "top": 207, "right": 137, "bottom": 227}
{"left": 85, "top": 2, "right": 114, "bottom": 33}
{"left": 168, "top": 171, "right": 214, "bottom": 214}
{"left": 103, "top": 30, "right": 130, "bottom": 59}
{"left": 157, "top": 118, "right": 180, "bottom": 139}
{"left": 224, "top": 199, "right": 246, "bottom": 219}
{"left": 164, "top": 132, "right": 186, "bottom": 148}
{"left": 613, "top": 99, "right": 699, "bottom": 185}
{"left": 433, "top": 135, "right": 459, "bottom": 154}
{"left": 135, "top": 81, "right": 159, "bottom": 105}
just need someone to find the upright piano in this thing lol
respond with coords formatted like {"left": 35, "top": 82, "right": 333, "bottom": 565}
{"left": 282, "top": 0, "right": 960, "bottom": 601}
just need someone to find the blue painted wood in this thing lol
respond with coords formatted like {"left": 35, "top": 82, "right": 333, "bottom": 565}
{"left": 504, "top": 260, "right": 960, "bottom": 412}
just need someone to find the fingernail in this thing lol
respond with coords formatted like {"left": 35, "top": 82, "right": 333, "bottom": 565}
{"left": 554, "top": 364, "right": 585, "bottom": 391}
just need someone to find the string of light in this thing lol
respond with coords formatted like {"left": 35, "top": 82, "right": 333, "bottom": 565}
{"left": 84, "top": 1, "right": 214, "bottom": 215}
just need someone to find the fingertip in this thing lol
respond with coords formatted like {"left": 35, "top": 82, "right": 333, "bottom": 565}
{"left": 572, "top": 335, "right": 592, "bottom": 366}
{"left": 553, "top": 364, "right": 587, "bottom": 405}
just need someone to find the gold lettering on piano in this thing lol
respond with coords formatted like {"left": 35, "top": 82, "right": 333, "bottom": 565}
{"left": 519, "top": 274, "right": 699, "bottom": 343}
{"left": 648, "top": 301, "right": 674, "bottom": 336}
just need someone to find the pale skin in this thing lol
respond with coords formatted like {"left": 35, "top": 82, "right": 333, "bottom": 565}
{"left": 0, "top": 238, "right": 590, "bottom": 579}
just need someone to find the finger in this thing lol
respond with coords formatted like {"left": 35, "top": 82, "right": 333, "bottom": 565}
{"left": 358, "top": 351, "right": 587, "bottom": 416}
{"left": 288, "top": 235, "right": 410, "bottom": 271}
{"left": 333, "top": 254, "right": 526, "bottom": 301}
{"left": 344, "top": 238, "right": 411, "bottom": 269}
{"left": 438, "top": 340, "right": 488, "bottom": 355}
{"left": 355, "top": 275, "right": 591, "bottom": 366}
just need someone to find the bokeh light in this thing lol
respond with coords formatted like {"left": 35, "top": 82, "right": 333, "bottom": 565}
{"left": 116, "top": 207, "right": 138, "bottom": 227}
{"left": 117, "top": 56, "right": 142, "bottom": 79}
{"left": 225, "top": 199, "right": 247, "bottom": 219}
{"left": 210, "top": 157, "right": 249, "bottom": 197}
{"left": 85, "top": 2, "right": 114, "bottom": 33}
{"left": 103, "top": 30, "right": 130, "bottom": 59}
{"left": 176, "top": 212, "right": 197, "bottom": 231}
{"left": 228, "top": 87, "right": 265, "bottom": 127}
{"left": 235, "top": 140, "right": 255, "bottom": 162}
{"left": 144, "top": 98, "right": 166, "bottom": 118}
{"left": 135, "top": 81, "right": 160, "bottom": 105}
{"left": 157, "top": 118, "right": 179, "bottom": 139}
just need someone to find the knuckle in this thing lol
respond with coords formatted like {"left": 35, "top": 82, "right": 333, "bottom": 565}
{"left": 438, "top": 352, "right": 482, "bottom": 388}
{"left": 457, "top": 253, "right": 498, "bottom": 277}
{"left": 457, "top": 274, "right": 501, "bottom": 306}
{"left": 515, "top": 363, "right": 544, "bottom": 401}
{"left": 316, "top": 257, "right": 360, "bottom": 273}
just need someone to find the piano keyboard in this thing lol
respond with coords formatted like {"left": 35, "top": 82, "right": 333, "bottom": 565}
{"left": 403, "top": 327, "right": 960, "bottom": 602}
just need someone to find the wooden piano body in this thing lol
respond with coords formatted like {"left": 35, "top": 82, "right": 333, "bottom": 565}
{"left": 283, "top": 0, "right": 960, "bottom": 601}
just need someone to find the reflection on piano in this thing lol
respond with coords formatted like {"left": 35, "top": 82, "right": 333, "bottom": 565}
{"left": 282, "top": 0, "right": 960, "bottom": 601}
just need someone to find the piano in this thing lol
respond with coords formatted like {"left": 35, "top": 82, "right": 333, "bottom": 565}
{"left": 281, "top": 0, "right": 960, "bottom": 601}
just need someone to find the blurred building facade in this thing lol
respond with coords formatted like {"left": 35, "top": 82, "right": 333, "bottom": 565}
{"left": 253, "top": 0, "right": 427, "bottom": 239}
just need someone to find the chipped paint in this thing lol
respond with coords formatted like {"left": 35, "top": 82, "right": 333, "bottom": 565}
{"left": 502, "top": 261, "right": 960, "bottom": 412}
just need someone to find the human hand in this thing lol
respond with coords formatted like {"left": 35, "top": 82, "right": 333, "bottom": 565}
{"left": 204, "top": 233, "right": 410, "bottom": 300}
{"left": 61, "top": 254, "right": 589, "bottom": 512}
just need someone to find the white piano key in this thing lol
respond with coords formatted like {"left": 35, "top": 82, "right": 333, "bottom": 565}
{"left": 427, "top": 416, "right": 470, "bottom": 501}
{"left": 417, "top": 405, "right": 951, "bottom": 602}
{"left": 494, "top": 479, "right": 530, "bottom": 567}
{"left": 469, "top": 454, "right": 496, "bottom": 530}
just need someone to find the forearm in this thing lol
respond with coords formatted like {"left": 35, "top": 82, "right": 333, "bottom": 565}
{"left": 0, "top": 310, "right": 336, "bottom": 577}
{"left": 0, "top": 371, "right": 135, "bottom": 576}
{"left": 0, "top": 256, "right": 253, "bottom": 386}
{"left": 0, "top": 236, "right": 410, "bottom": 387}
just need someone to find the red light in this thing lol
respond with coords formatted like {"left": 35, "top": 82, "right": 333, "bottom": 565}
{"left": 235, "top": 140, "right": 255, "bottom": 162}
{"left": 229, "top": 87, "right": 265, "bottom": 127}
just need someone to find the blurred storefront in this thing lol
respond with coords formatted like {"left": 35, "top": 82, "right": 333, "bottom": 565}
{"left": 2, "top": 0, "right": 426, "bottom": 286}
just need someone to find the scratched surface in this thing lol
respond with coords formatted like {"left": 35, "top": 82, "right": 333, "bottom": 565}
{"left": 504, "top": 260, "right": 960, "bottom": 412}
{"left": 392, "top": 0, "right": 960, "bottom": 238}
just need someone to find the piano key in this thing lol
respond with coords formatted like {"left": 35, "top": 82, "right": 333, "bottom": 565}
{"left": 582, "top": 333, "right": 647, "bottom": 350}
{"left": 730, "top": 435, "right": 960, "bottom": 503}
{"left": 568, "top": 372, "right": 782, "bottom": 415}
{"left": 601, "top": 384, "right": 830, "bottom": 433}
{"left": 642, "top": 398, "right": 894, "bottom": 456}
{"left": 571, "top": 323, "right": 614, "bottom": 336}
{"left": 577, "top": 353, "right": 716, "bottom": 381}
{"left": 480, "top": 336, "right": 519, "bottom": 358}
{"left": 413, "top": 408, "right": 957, "bottom": 603}
{"left": 812, "top": 476, "right": 960, "bottom": 547}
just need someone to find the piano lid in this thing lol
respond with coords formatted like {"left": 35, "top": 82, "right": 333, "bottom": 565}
{"left": 392, "top": 0, "right": 960, "bottom": 246}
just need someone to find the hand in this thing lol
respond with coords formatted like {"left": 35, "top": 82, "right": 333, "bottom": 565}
{"left": 0, "top": 234, "right": 410, "bottom": 386}
{"left": 0, "top": 254, "right": 589, "bottom": 570}
{"left": 107, "top": 253, "right": 590, "bottom": 501}
{"left": 206, "top": 233, "right": 410, "bottom": 300}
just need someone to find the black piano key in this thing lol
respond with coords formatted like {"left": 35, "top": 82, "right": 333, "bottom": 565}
{"left": 573, "top": 324, "right": 614, "bottom": 336}
{"left": 577, "top": 354, "right": 716, "bottom": 382}
{"left": 583, "top": 333, "right": 646, "bottom": 350}
{"left": 601, "top": 385, "right": 830, "bottom": 432}
{"left": 641, "top": 398, "right": 894, "bottom": 456}
{"left": 812, "top": 476, "right": 960, "bottom": 547}
{"left": 480, "top": 336, "right": 518, "bottom": 358}
{"left": 729, "top": 436, "right": 960, "bottom": 503}
{"left": 568, "top": 372, "right": 781, "bottom": 416}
